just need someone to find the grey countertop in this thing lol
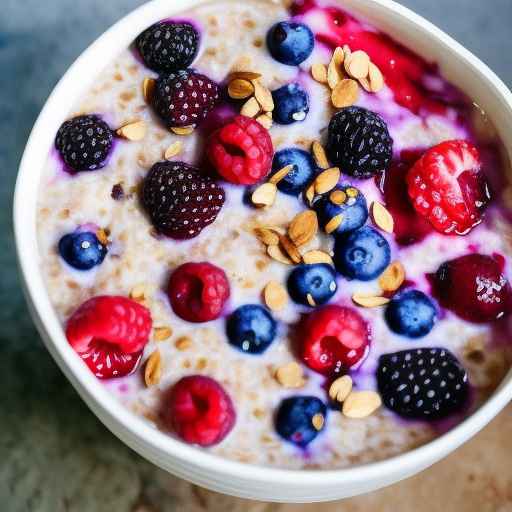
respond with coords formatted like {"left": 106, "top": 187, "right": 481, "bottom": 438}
{"left": 1, "top": 1, "right": 512, "bottom": 511}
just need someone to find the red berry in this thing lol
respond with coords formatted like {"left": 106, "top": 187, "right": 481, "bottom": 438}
{"left": 301, "top": 305, "right": 371, "bottom": 376}
{"left": 207, "top": 115, "right": 273, "bottom": 185}
{"left": 430, "top": 254, "right": 512, "bottom": 323}
{"left": 164, "top": 375, "right": 236, "bottom": 446}
{"left": 406, "top": 140, "right": 491, "bottom": 235}
{"left": 168, "top": 262, "right": 230, "bottom": 322}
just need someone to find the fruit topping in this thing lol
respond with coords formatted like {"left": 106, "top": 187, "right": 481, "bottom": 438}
{"left": 334, "top": 226, "right": 391, "bottom": 281}
{"left": 142, "top": 161, "right": 225, "bottom": 239}
{"left": 377, "top": 348, "right": 469, "bottom": 419}
{"left": 327, "top": 106, "right": 393, "bottom": 179}
{"left": 58, "top": 230, "right": 107, "bottom": 271}
{"left": 55, "top": 115, "right": 113, "bottom": 172}
{"left": 163, "top": 375, "right": 236, "bottom": 446}
{"left": 207, "top": 115, "right": 273, "bottom": 185}
{"left": 271, "top": 148, "right": 317, "bottom": 195}
{"left": 406, "top": 140, "right": 491, "bottom": 235}
{"left": 136, "top": 21, "right": 199, "bottom": 73}
{"left": 430, "top": 254, "right": 512, "bottom": 323}
{"left": 275, "top": 396, "right": 327, "bottom": 447}
{"left": 271, "top": 83, "right": 309, "bottom": 124}
{"left": 80, "top": 343, "right": 143, "bottom": 380}
{"left": 167, "top": 262, "right": 230, "bottom": 322}
{"left": 287, "top": 263, "right": 337, "bottom": 307}
{"left": 152, "top": 70, "right": 220, "bottom": 128}
{"left": 266, "top": 21, "right": 314, "bottom": 66}
{"left": 301, "top": 305, "right": 370, "bottom": 375}
{"left": 385, "top": 290, "right": 437, "bottom": 338}
{"left": 226, "top": 304, "right": 277, "bottom": 354}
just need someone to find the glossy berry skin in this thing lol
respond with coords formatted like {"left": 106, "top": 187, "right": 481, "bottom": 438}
{"left": 301, "top": 305, "right": 370, "bottom": 375}
{"left": 385, "top": 290, "right": 437, "bottom": 338}
{"left": 313, "top": 185, "right": 368, "bottom": 235}
{"left": 430, "top": 254, "right": 512, "bottom": 323}
{"left": 272, "top": 83, "right": 309, "bottom": 124}
{"left": 80, "top": 343, "right": 143, "bottom": 380}
{"left": 275, "top": 396, "right": 327, "bottom": 447}
{"left": 406, "top": 140, "right": 491, "bottom": 235}
{"left": 136, "top": 21, "right": 199, "bottom": 73}
{"left": 55, "top": 115, "right": 113, "bottom": 172}
{"left": 334, "top": 226, "right": 391, "bottom": 281}
{"left": 167, "top": 262, "right": 230, "bottom": 323}
{"left": 271, "top": 148, "right": 316, "bottom": 195}
{"left": 287, "top": 264, "right": 337, "bottom": 307}
{"left": 142, "top": 161, "right": 225, "bottom": 239}
{"left": 164, "top": 375, "right": 236, "bottom": 447}
{"left": 327, "top": 106, "right": 393, "bottom": 179}
{"left": 377, "top": 348, "right": 469, "bottom": 419}
{"left": 152, "top": 70, "right": 220, "bottom": 128}
{"left": 266, "top": 21, "right": 314, "bottom": 66}
{"left": 207, "top": 115, "right": 273, "bottom": 185}
{"left": 226, "top": 304, "right": 277, "bottom": 354}
{"left": 58, "top": 231, "right": 107, "bottom": 271}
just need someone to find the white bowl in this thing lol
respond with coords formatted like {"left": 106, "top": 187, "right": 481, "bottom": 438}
{"left": 13, "top": 0, "right": 512, "bottom": 503}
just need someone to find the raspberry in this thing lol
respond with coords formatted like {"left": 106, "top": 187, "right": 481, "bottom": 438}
{"left": 301, "top": 305, "right": 370, "bottom": 376}
{"left": 167, "top": 262, "right": 230, "bottom": 322}
{"left": 142, "top": 161, "right": 225, "bottom": 239}
{"left": 80, "top": 342, "right": 143, "bottom": 380}
{"left": 55, "top": 115, "right": 113, "bottom": 172}
{"left": 207, "top": 115, "right": 273, "bottom": 185}
{"left": 152, "top": 70, "right": 220, "bottom": 128}
{"left": 164, "top": 375, "right": 236, "bottom": 446}
{"left": 136, "top": 21, "right": 199, "bottom": 73}
{"left": 327, "top": 106, "right": 393, "bottom": 179}
{"left": 406, "top": 140, "right": 491, "bottom": 235}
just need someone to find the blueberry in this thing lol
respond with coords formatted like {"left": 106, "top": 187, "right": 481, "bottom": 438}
{"left": 275, "top": 396, "right": 327, "bottom": 447}
{"left": 266, "top": 21, "right": 314, "bottom": 66}
{"left": 226, "top": 304, "right": 277, "bottom": 354}
{"left": 271, "top": 148, "right": 317, "bottom": 195}
{"left": 272, "top": 83, "right": 309, "bottom": 124}
{"left": 58, "top": 231, "right": 107, "bottom": 271}
{"left": 385, "top": 290, "right": 437, "bottom": 338}
{"left": 313, "top": 186, "right": 368, "bottom": 235}
{"left": 334, "top": 226, "right": 391, "bottom": 281}
{"left": 287, "top": 264, "right": 337, "bottom": 307}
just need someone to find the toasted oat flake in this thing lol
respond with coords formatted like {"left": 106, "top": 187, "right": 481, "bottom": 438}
{"left": 302, "top": 250, "right": 334, "bottom": 266}
{"left": 330, "top": 189, "right": 347, "bottom": 205}
{"left": 288, "top": 210, "right": 318, "bottom": 247}
{"left": 342, "top": 391, "right": 382, "bottom": 418}
{"left": 130, "top": 283, "right": 148, "bottom": 301}
{"left": 171, "top": 125, "right": 194, "bottom": 136}
{"left": 379, "top": 261, "right": 406, "bottom": 292}
{"left": 315, "top": 167, "right": 340, "bottom": 194}
{"left": 325, "top": 213, "right": 344, "bottom": 234}
{"left": 116, "top": 120, "right": 147, "bottom": 141}
{"left": 269, "top": 164, "right": 293, "bottom": 185}
{"left": 312, "top": 413, "right": 325, "bottom": 430}
{"left": 253, "top": 80, "right": 274, "bottom": 112}
{"left": 311, "top": 63, "right": 328, "bottom": 84}
{"left": 154, "top": 326, "right": 173, "bottom": 341}
{"left": 175, "top": 336, "right": 193, "bottom": 351}
{"left": 352, "top": 294, "right": 390, "bottom": 308}
{"left": 275, "top": 362, "right": 305, "bottom": 388}
{"left": 264, "top": 281, "right": 288, "bottom": 311}
{"left": 96, "top": 228, "right": 109, "bottom": 246}
{"left": 311, "top": 140, "right": 329, "bottom": 169}
{"left": 254, "top": 227, "right": 280, "bottom": 246}
{"left": 144, "top": 350, "right": 162, "bottom": 387}
{"left": 228, "top": 78, "right": 255, "bottom": 99}
{"left": 329, "top": 375, "right": 353, "bottom": 402}
{"left": 164, "top": 140, "right": 183, "bottom": 160}
{"left": 142, "top": 77, "right": 156, "bottom": 103}
{"left": 252, "top": 182, "right": 277, "bottom": 207}
{"left": 346, "top": 50, "right": 370, "bottom": 79}
{"left": 267, "top": 244, "right": 293, "bottom": 265}
{"left": 371, "top": 201, "right": 394, "bottom": 233}
{"left": 368, "top": 62, "right": 384, "bottom": 92}
{"left": 240, "top": 96, "right": 261, "bottom": 118}
{"left": 279, "top": 234, "right": 302, "bottom": 264}
{"left": 331, "top": 79, "right": 359, "bottom": 108}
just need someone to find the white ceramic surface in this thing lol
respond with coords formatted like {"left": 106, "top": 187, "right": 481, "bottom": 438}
{"left": 13, "top": 0, "right": 512, "bottom": 503}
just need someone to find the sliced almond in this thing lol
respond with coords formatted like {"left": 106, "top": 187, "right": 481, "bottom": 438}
{"left": 352, "top": 294, "right": 390, "bottom": 308}
{"left": 96, "top": 228, "right": 109, "bottom": 246}
{"left": 255, "top": 113, "right": 273, "bottom": 130}
{"left": 305, "top": 183, "right": 316, "bottom": 205}
{"left": 379, "top": 261, "right": 405, "bottom": 292}
{"left": 164, "top": 140, "right": 183, "bottom": 160}
{"left": 251, "top": 182, "right": 277, "bottom": 207}
{"left": 144, "top": 350, "right": 162, "bottom": 387}
{"left": 306, "top": 293, "right": 316, "bottom": 307}
{"left": 253, "top": 80, "right": 274, "bottom": 112}
{"left": 264, "top": 281, "right": 289, "bottom": 311}
{"left": 331, "top": 78, "right": 359, "bottom": 108}
{"left": 329, "top": 375, "right": 353, "bottom": 402}
{"left": 228, "top": 71, "right": 262, "bottom": 81}
{"left": 330, "top": 189, "right": 347, "bottom": 205}
{"left": 116, "top": 120, "right": 147, "bottom": 141}
{"left": 311, "top": 63, "right": 328, "bottom": 84}
{"left": 358, "top": 76, "right": 372, "bottom": 92}
{"left": 175, "top": 336, "right": 192, "bottom": 351}
{"left": 240, "top": 96, "right": 261, "bottom": 118}
{"left": 368, "top": 62, "right": 384, "bottom": 92}
{"left": 142, "top": 77, "right": 156, "bottom": 103}
{"left": 269, "top": 164, "right": 293, "bottom": 185}
{"left": 315, "top": 167, "right": 340, "bottom": 194}
{"left": 275, "top": 362, "right": 305, "bottom": 388}
{"left": 254, "top": 227, "right": 280, "bottom": 246}
{"left": 342, "top": 391, "right": 382, "bottom": 419}
{"left": 288, "top": 210, "right": 318, "bottom": 247}
{"left": 171, "top": 125, "right": 194, "bottom": 136}
{"left": 279, "top": 234, "right": 302, "bottom": 264}
{"left": 267, "top": 244, "right": 293, "bottom": 265}
{"left": 228, "top": 78, "right": 255, "bottom": 99}
{"left": 312, "top": 413, "right": 325, "bottom": 431}
{"left": 302, "top": 250, "right": 334, "bottom": 266}
{"left": 311, "top": 140, "right": 329, "bottom": 169}
{"left": 327, "top": 47, "right": 345, "bottom": 89}
{"left": 371, "top": 201, "right": 394, "bottom": 233}
{"left": 154, "top": 326, "right": 173, "bottom": 341}
{"left": 325, "top": 213, "right": 344, "bottom": 234}
{"left": 342, "top": 45, "right": 352, "bottom": 61}
{"left": 346, "top": 50, "right": 370, "bottom": 79}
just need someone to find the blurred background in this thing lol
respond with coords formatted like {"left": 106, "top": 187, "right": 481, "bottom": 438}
{"left": 1, "top": 1, "right": 512, "bottom": 510}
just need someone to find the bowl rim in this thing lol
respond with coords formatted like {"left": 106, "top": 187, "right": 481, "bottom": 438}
{"left": 13, "top": 0, "right": 512, "bottom": 490}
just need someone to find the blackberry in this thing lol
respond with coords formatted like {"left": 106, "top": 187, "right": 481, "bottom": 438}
{"left": 136, "top": 21, "right": 199, "bottom": 73}
{"left": 377, "top": 348, "right": 469, "bottom": 420}
{"left": 327, "top": 106, "right": 393, "bottom": 179}
{"left": 55, "top": 115, "right": 113, "bottom": 172}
